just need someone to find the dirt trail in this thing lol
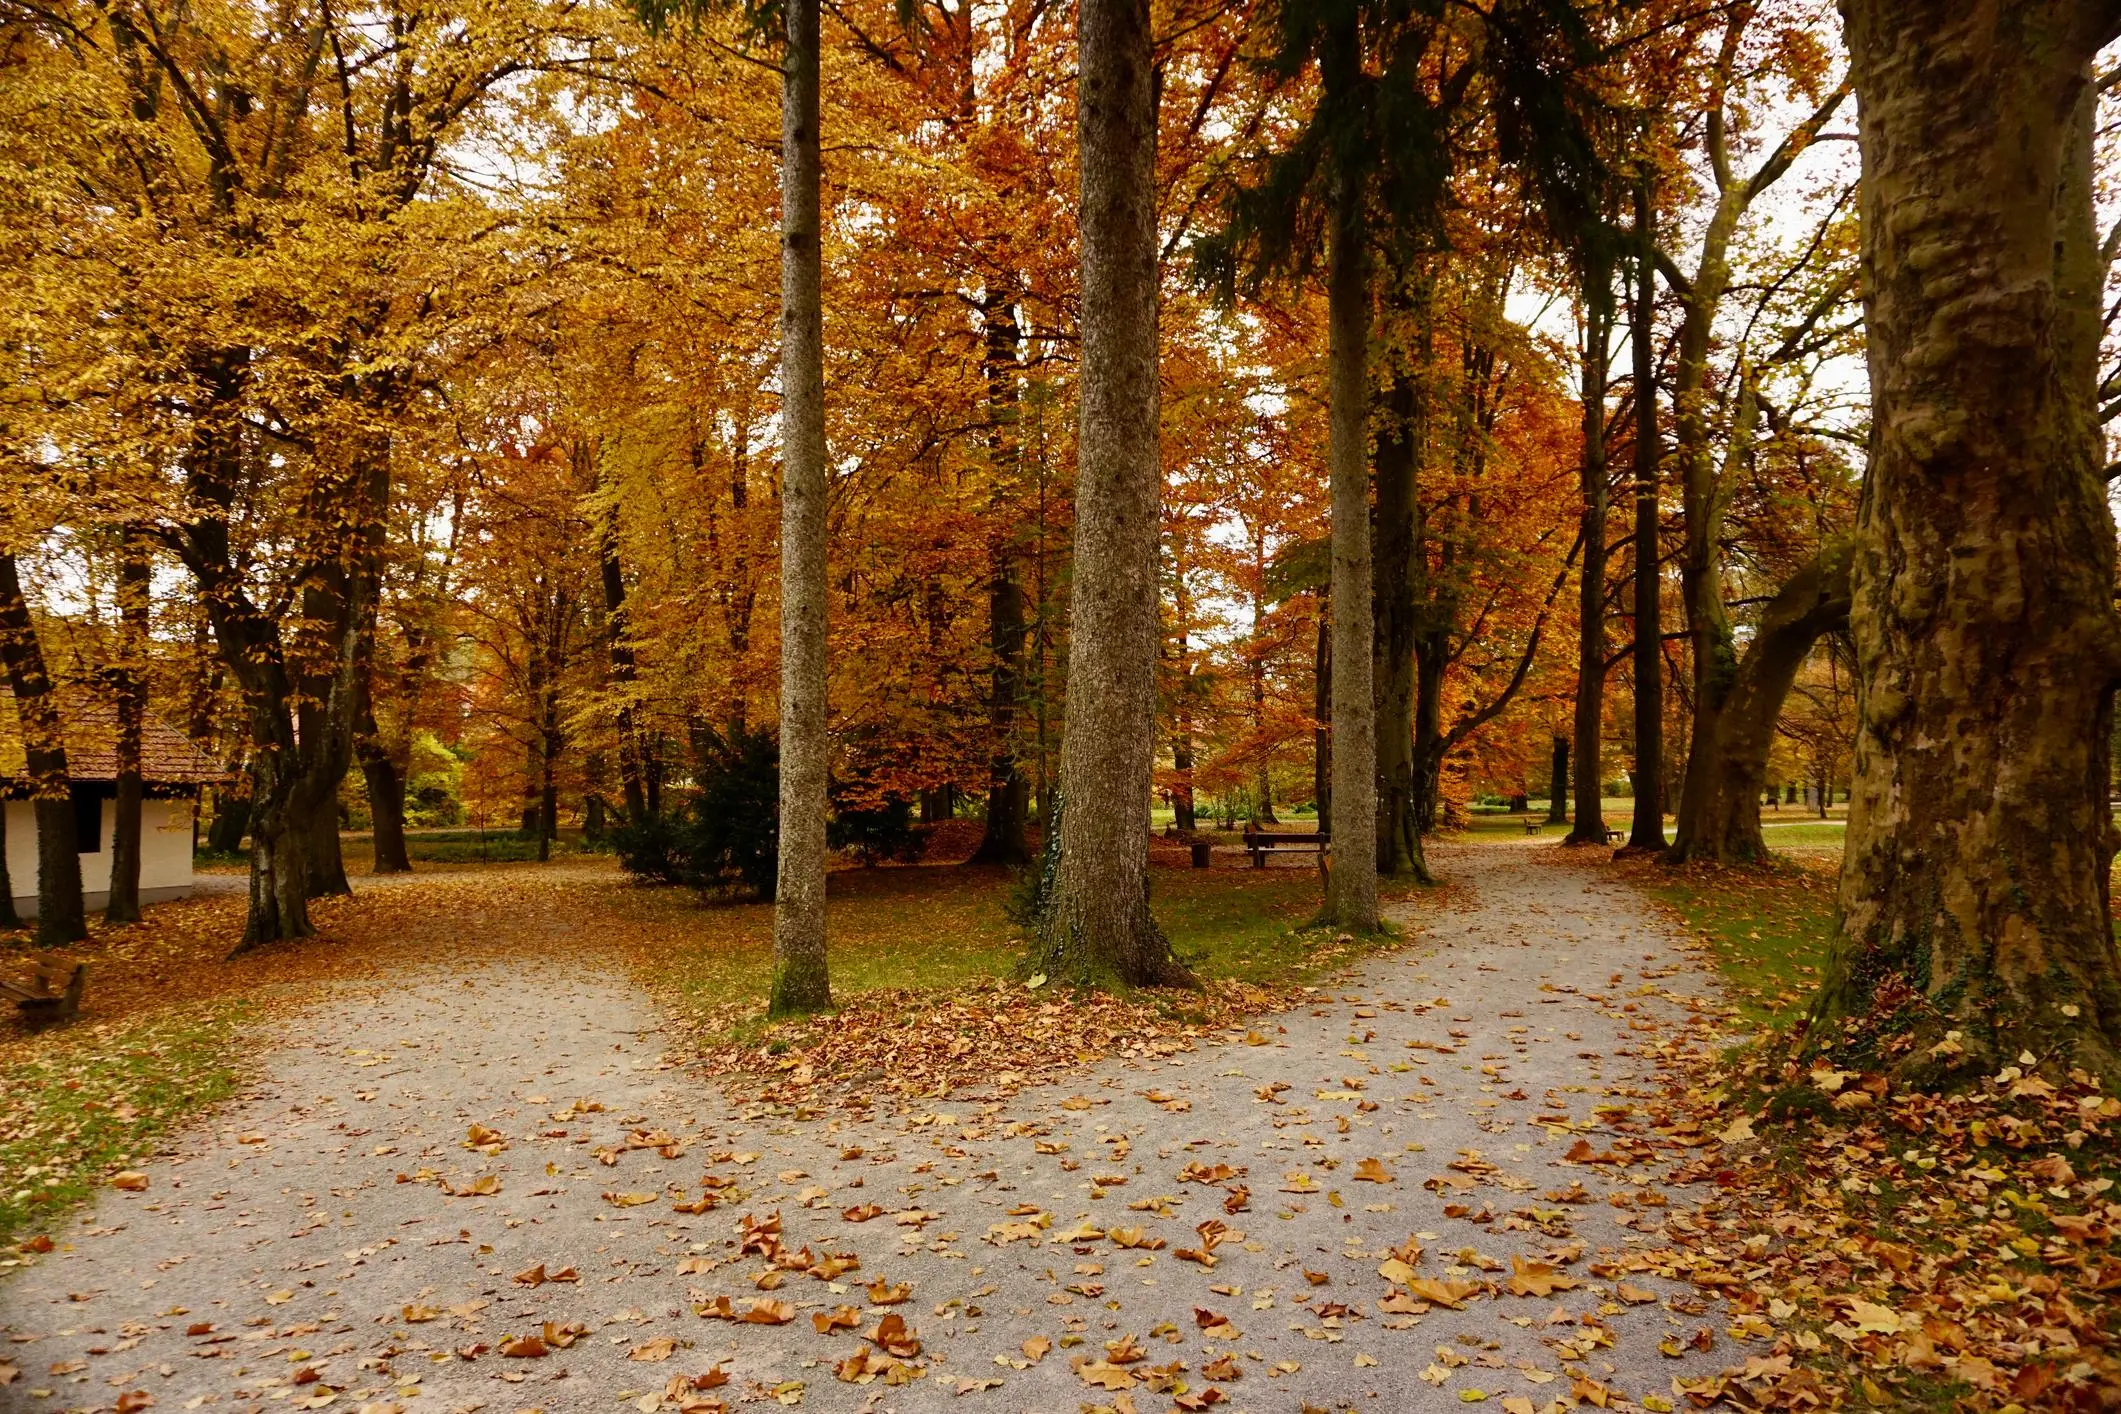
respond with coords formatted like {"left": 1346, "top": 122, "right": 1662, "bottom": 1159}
{"left": 2, "top": 841, "right": 1747, "bottom": 1414}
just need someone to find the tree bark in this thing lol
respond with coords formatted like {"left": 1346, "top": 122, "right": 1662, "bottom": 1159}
{"left": 769, "top": 0, "right": 833, "bottom": 1016}
{"left": 1546, "top": 736, "right": 1569, "bottom": 823}
{"left": 306, "top": 790, "right": 350, "bottom": 896}
{"left": 1324, "top": 170, "right": 1378, "bottom": 930}
{"left": 1812, "top": 0, "right": 2121, "bottom": 1080}
{"left": 1033, "top": 0, "right": 1192, "bottom": 987}
{"left": 1372, "top": 362, "right": 1430, "bottom": 882}
{"left": 597, "top": 464, "right": 649, "bottom": 828}
{"left": 1313, "top": 598, "right": 1331, "bottom": 832}
{"left": 0, "top": 802, "right": 17, "bottom": 929}
{"left": 1624, "top": 176, "right": 1665, "bottom": 852}
{"left": 971, "top": 295, "right": 1030, "bottom": 865}
{"left": 0, "top": 553, "right": 86, "bottom": 945}
{"left": 1568, "top": 262, "right": 1613, "bottom": 845}
{"left": 356, "top": 668, "right": 412, "bottom": 874}
{"left": 106, "top": 538, "right": 150, "bottom": 924}
{"left": 1667, "top": 540, "right": 1851, "bottom": 863}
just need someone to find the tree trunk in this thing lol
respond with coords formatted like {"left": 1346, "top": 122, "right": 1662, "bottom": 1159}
{"left": 1667, "top": 540, "right": 1850, "bottom": 863}
{"left": 0, "top": 553, "right": 86, "bottom": 945}
{"left": 597, "top": 465, "right": 649, "bottom": 828}
{"left": 1313, "top": 599, "right": 1331, "bottom": 833}
{"left": 1624, "top": 178, "right": 1665, "bottom": 852}
{"left": 106, "top": 538, "right": 150, "bottom": 924}
{"left": 1324, "top": 170, "right": 1378, "bottom": 931}
{"left": 971, "top": 293, "right": 1031, "bottom": 866}
{"left": 0, "top": 803, "right": 17, "bottom": 929}
{"left": 1547, "top": 736, "right": 1569, "bottom": 823}
{"left": 208, "top": 786, "right": 249, "bottom": 854}
{"left": 1812, "top": 0, "right": 2121, "bottom": 1082}
{"left": 1372, "top": 367, "right": 1430, "bottom": 881}
{"left": 769, "top": 0, "right": 833, "bottom": 1016}
{"left": 1033, "top": 0, "right": 1192, "bottom": 988}
{"left": 306, "top": 790, "right": 350, "bottom": 896}
{"left": 244, "top": 747, "right": 314, "bottom": 948}
{"left": 1410, "top": 623, "right": 1447, "bottom": 837}
{"left": 356, "top": 667, "right": 412, "bottom": 874}
{"left": 1568, "top": 262, "right": 1613, "bottom": 845}
{"left": 364, "top": 754, "right": 412, "bottom": 873}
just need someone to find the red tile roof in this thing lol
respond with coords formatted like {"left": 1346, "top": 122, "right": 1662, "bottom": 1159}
{"left": 0, "top": 688, "right": 224, "bottom": 785}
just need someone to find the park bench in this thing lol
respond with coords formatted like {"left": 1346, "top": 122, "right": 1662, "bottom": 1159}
{"left": 1527, "top": 820, "right": 1624, "bottom": 845}
{"left": 1241, "top": 828, "right": 1329, "bottom": 869}
{"left": 1, "top": 958, "right": 86, "bottom": 1027}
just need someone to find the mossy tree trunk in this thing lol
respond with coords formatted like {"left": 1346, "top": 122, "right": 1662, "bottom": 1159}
{"left": 1813, "top": 0, "right": 2121, "bottom": 1081}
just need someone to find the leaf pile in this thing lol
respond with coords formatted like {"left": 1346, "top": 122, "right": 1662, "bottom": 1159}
{"left": 1646, "top": 1052, "right": 2121, "bottom": 1409}
{"left": 684, "top": 977, "right": 1287, "bottom": 1107}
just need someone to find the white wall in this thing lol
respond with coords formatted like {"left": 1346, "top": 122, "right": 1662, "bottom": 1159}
{"left": 6, "top": 795, "right": 196, "bottom": 916}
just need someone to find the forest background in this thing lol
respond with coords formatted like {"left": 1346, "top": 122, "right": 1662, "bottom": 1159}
{"left": 0, "top": 0, "right": 1884, "bottom": 936}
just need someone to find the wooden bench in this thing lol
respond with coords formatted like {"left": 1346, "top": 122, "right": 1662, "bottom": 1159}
{"left": 1, "top": 959, "right": 86, "bottom": 1027}
{"left": 1241, "top": 829, "right": 1329, "bottom": 868}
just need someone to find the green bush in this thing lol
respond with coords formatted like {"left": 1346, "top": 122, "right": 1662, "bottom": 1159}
{"left": 611, "top": 726, "right": 780, "bottom": 899}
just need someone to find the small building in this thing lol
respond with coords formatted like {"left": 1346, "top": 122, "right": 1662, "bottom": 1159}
{"left": 2, "top": 691, "right": 224, "bottom": 918}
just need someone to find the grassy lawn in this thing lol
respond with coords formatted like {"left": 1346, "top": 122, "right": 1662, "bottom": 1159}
{"left": 0, "top": 1003, "right": 248, "bottom": 1248}
{"left": 1633, "top": 860, "right": 1837, "bottom": 1027}
{"left": 643, "top": 862, "right": 1370, "bottom": 1032}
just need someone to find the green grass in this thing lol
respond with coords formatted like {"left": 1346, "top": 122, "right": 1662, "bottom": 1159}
{"left": 0, "top": 1004, "right": 248, "bottom": 1247}
{"left": 647, "top": 864, "right": 1367, "bottom": 1033}
{"left": 1638, "top": 862, "right": 1837, "bottom": 1027}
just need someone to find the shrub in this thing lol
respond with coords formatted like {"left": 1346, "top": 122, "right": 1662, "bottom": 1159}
{"left": 611, "top": 726, "right": 780, "bottom": 899}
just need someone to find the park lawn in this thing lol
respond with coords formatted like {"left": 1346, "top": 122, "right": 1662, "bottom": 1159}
{"left": 644, "top": 861, "right": 1374, "bottom": 1037}
{"left": 0, "top": 1002, "right": 248, "bottom": 1248}
{"left": 1634, "top": 858, "right": 1838, "bottom": 1028}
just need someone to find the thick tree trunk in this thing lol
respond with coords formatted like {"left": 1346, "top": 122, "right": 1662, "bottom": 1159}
{"left": 1667, "top": 541, "right": 1851, "bottom": 863}
{"left": 306, "top": 791, "right": 350, "bottom": 896}
{"left": 769, "top": 0, "right": 833, "bottom": 1015}
{"left": 1033, "top": 0, "right": 1191, "bottom": 988}
{"left": 106, "top": 539, "right": 150, "bottom": 924}
{"left": 356, "top": 667, "right": 412, "bottom": 874}
{"left": 0, "top": 553, "right": 86, "bottom": 945}
{"left": 1812, "top": 1, "right": 2121, "bottom": 1080}
{"left": 1372, "top": 369, "right": 1430, "bottom": 881}
{"left": 364, "top": 755, "right": 412, "bottom": 873}
{"left": 1624, "top": 180, "right": 1665, "bottom": 852}
{"left": 1546, "top": 736, "right": 1569, "bottom": 823}
{"left": 1324, "top": 173, "right": 1378, "bottom": 930}
{"left": 1568, "top": 267, "right": 1613, "bottom": 845}
{"left": 244, "top": 749, "right": 314, "bottom": 948}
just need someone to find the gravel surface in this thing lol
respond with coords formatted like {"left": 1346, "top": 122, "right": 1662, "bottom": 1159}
{"left": 3, "top": 840, "right": 1746, "bottom": 1414}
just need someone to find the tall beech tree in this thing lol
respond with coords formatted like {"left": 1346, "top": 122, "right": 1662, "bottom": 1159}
{"left": 1812, "top": 0, "right": 2121, "bottom": 1080}
{"left": 1031, "top": 0, "right": 1193, "bottom": 987}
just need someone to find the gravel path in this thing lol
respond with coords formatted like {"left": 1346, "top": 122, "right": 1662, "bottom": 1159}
{"left": 3, "top": 841, "right": 1747, "bottom": 1414}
